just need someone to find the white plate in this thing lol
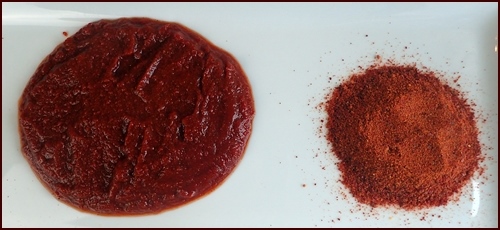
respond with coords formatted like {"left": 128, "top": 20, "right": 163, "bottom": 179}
{"left": 2, "top": 2, "right": 498, "bottom": 228}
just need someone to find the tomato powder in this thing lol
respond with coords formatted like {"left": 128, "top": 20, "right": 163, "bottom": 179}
{"left": 325, "top": 64, "right": 481, "bottom": 209}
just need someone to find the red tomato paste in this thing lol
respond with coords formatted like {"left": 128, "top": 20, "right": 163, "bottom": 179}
{"left": 18, "top": 18, "right": 255, "bottom": 215}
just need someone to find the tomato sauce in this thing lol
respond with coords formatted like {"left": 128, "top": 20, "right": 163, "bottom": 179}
{"left": 18, "top": 18, "right": 255, "bottom": 215}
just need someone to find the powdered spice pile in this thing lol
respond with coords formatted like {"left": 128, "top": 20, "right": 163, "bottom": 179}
{"left": 325, "top": 64, "right": 481, "bottom": 209}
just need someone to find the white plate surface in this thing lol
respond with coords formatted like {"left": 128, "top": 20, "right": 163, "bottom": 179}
{"left": 2, "top": 2, "right": 498, "bottom": 228}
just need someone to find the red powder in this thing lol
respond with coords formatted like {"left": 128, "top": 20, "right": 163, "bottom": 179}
{"left": 325, "top": 64, "right": 481, "bottom": 210}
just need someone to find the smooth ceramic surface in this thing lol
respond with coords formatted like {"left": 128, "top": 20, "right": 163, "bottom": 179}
{"left": 2, "top": 2, "right": 498, "bottom": 227}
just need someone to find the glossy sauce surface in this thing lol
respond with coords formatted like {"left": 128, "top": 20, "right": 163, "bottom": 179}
{"left": 18, "top": 18, "right": 255, "bottom": 215}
